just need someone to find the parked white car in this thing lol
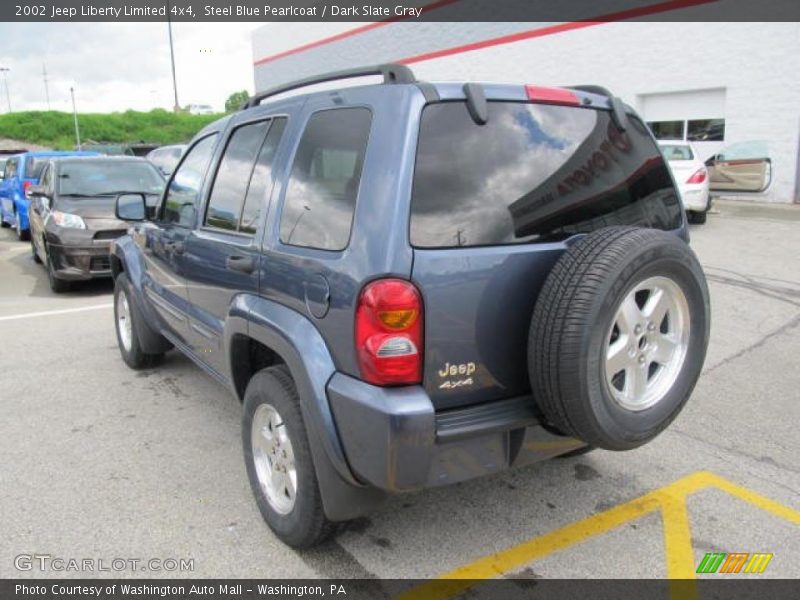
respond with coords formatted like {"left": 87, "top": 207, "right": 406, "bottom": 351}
{"left": 187, "top": 103, "right": 215, "bottom": 115}
{"left": 658, "top": 141, "right": 711, "bottom": 224}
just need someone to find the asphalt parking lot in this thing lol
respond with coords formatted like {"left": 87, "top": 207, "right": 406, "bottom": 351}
{"left": 1, "top": 200, "right": 798, "bottom": 585}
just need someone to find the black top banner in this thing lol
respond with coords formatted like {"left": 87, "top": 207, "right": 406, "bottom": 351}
{"left": 3, "top": 0, "right": 800, "bottom": 22}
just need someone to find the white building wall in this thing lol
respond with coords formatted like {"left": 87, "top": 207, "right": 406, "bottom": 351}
{"left": 254, "top": 22, "right": 800, "bottom": 203}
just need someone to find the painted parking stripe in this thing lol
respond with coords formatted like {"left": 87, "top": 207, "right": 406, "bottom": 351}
{"left": 399, "top": 471, "right": 800, "bottom": 600}
{"left": 0, "top": 303, "right": 113, "bottom": 322}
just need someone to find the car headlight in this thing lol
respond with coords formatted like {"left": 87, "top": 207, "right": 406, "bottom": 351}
{"left": 51, "top": 210, "right": 87, "bottom": 229}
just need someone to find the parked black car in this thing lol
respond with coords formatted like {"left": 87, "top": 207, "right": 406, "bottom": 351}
{"left": 28, "top": 156, "right": 165, "bottom": 292}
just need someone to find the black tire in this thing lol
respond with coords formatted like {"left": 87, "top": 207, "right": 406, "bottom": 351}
{"left": 113, "top": 272, "right": 163, "bottom": 369}
{"left": 242, "top": 365, "right": 336, "bottom": 548}
{"left": 31, "top": 236, "right": 42, "bottom": 263}
{"left": 528, "top": 227, "right": 710, "bottom": 451}
{"left": 688, "top": 210, "right": 707, "bottom": 224}
{"left": 46, "top": 249, "right": 70, "bottom": 293}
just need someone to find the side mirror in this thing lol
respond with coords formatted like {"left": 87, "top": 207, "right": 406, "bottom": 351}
{"left": 26, "top": 184, "right": 46, "bottom": 199}
{"left": 116, "top": 193, "right": 147, "bottom": 221}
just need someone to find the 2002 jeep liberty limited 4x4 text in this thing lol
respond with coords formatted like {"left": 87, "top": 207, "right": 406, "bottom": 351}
{"left": 109, "top": 64, "right": 710, "bottom": 547}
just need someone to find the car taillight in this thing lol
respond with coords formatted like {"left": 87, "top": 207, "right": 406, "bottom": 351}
{"left": 686, "top": 168, "right": 707, "bottom": 184}
{"left": 355, "top": 279, "right": 423, "bottom": 386}
{"left": 525, "top": 85, "right": 581, "bottom": 106}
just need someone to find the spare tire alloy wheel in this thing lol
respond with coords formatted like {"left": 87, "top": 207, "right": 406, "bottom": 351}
{"left": 251, "top": 403, "right": 297, "bottom": 515}
{"left": 604, "top": 276, "right": 690, "bottom": 411}
{"left": 528, "top": 226, "right": 710, "bottom": 451}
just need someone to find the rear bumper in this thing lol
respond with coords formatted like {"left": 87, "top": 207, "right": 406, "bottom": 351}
{"left": 327, "top": 373, "right": 585, "bottom": 492}
{"left": 680, "top": 183, "right": 711, "bottom": 212}
{"left": 48, "top": 243, "right": 112, "bottom": 280}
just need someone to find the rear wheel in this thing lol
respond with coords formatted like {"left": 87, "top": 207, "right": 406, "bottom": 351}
{"left": 114, "top": 273, "right": 163, "bottom": 369}
{"left": 688, "top": 210, "right": 707, "bottom": 224}
{"left": 15, "top": 211, "right": 30, "bottom": 241}
{"left": 528, "top": 227, "right": 710, "bottom": 450}
{"left": 243, "top": 365, "right": 335, "bottom": 548}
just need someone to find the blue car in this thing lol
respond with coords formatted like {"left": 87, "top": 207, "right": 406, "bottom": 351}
{"left": 0, "top": 150, "right": 98, "bottom": 240}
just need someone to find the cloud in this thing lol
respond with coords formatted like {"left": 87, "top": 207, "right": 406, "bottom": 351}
{"left": 0, "top": 22, "right": 257, "bottom": 113}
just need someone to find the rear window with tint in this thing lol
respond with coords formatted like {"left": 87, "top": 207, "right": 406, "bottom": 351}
{"left": 411, "top": 102, "right": 682, "bottom": 248}
{"left": 24, "top": 157, "right": 47, "bottom": 179}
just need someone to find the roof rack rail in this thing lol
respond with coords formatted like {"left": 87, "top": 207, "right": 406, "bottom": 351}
{"left": 242, "top": 63, "right": 416, "bottom": 110}
{"left": 569, "top": 85, "right": 628, "bottom": 132}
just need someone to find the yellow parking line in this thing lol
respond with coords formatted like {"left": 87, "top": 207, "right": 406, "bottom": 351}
{"left": 397, "top": 471, "right": 800, "bottom": 600}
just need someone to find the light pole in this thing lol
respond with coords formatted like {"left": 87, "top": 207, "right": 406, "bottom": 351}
{"left": 43, "top": 63, "right": 51, "bottom": 110}
{"left": 70, "top": 87, "right": 81, "bottom": 150}
{"left": 167, "top": 8, "right": 180, "bottom": 112}
{"left": 0, "top": 68, "right": 11, "bottom": 112}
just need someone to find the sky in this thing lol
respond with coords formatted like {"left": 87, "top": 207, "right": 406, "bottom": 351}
{"left": 0, "top": 23, "right": 259, "bottom": 113}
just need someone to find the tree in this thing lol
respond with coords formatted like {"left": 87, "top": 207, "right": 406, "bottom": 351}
{"left": 225, "top": 90, "right": 250, "bottom": 112}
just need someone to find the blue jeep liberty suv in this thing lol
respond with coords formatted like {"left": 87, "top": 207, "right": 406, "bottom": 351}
{"left": 109, "top": 65, "right": 710, "bottom": 547}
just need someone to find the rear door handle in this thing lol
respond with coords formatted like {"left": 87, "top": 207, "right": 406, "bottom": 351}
{"left": 226, "top": 255, "right": 255, "bottom": 274}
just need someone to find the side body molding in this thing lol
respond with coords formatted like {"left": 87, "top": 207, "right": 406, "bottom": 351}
{"left": 225, "top": 294, "right": 386, "bottom": 521}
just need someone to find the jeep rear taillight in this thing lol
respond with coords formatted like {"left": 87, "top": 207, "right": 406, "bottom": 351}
{"left": 355, "top": 279, "right": 423, "bottom": 386}
{"left": 686, "top": 168, "right": 707, "bottom": 184}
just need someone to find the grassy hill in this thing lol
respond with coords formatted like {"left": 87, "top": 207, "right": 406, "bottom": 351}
{"left": 0, "top": 109, "right": 221, "bottom": 150}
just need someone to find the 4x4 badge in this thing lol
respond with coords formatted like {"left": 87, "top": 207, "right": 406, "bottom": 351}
{"left": 438, "top": 362, "right": 477, "bottom": 389}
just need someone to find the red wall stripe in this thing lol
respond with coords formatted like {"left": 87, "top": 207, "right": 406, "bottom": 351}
{"left": 253, "top": 0, "right": 717, "bottom": 69}
{"left": 398, "top": 0, "right": 718, "bottom": 65}
{"left": 253, "top": 0, "right": 461, "bottom": 67}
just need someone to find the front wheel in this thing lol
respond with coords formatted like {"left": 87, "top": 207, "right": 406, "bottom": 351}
{"left": 46, "top": 249, "right": 70, "bottom": 293}
{"left": 243, "top": 365, "right": 335, "bottom": 548}
{"left": 114, "top": 273, "right": 163, "bottom": 369}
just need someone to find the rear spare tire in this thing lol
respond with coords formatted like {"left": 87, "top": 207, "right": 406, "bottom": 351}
{"left": 528, "top": 227, "right": 709, "bottom": 450}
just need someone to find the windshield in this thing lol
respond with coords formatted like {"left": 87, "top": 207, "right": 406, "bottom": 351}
{"left": 57, "top": 161, "right": 165, "bottom": 196}
{"left": 660, "top": 144, "right": 694, "bottom": 161}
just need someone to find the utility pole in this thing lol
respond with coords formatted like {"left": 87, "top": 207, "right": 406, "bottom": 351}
{"left": 167, "top": 8, "right": 180, "bottom": 112}
{"left": 0, "top": 68, "right": 11, "bottom": 112}
{"left": 42, "top": 64, "right": 51, "bottom": 110}
{"left": 70, "top": 87, "right": 81, "bottom": 150}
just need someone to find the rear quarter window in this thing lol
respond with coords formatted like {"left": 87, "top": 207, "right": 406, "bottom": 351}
{"left": 411, "top": 102, "right": 681, "bottom": 248}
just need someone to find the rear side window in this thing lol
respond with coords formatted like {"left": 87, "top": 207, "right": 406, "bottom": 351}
{"left": 206, "top": 120, "right": 270, "bottom": 231}
{"left": 24, "top": 157, "right": 46, "bottom": 179}
{"left": 411, "top": 102, "right": 681, "bottom": 248}
{"left": 279, "top": 108, "right": 372, "bottom": 251}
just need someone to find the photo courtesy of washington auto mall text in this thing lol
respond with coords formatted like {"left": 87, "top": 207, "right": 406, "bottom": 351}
{"left": 0, "top": 0, "right": 799, "bottom": 599}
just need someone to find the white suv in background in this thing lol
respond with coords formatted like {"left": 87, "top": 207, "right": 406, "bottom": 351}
{"left": 658, "top": 141, "right": 711, "bottom": 224}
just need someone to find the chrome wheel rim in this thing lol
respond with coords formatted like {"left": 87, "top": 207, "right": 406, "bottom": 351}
{"left": 251, "top": 403, "right": 297, "bottom": 515}
{"left": 604, "top": 276, "right": 690, "bottom": 411}
{"left": 116, "top": 291, "right": 133, "bottom": 352}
